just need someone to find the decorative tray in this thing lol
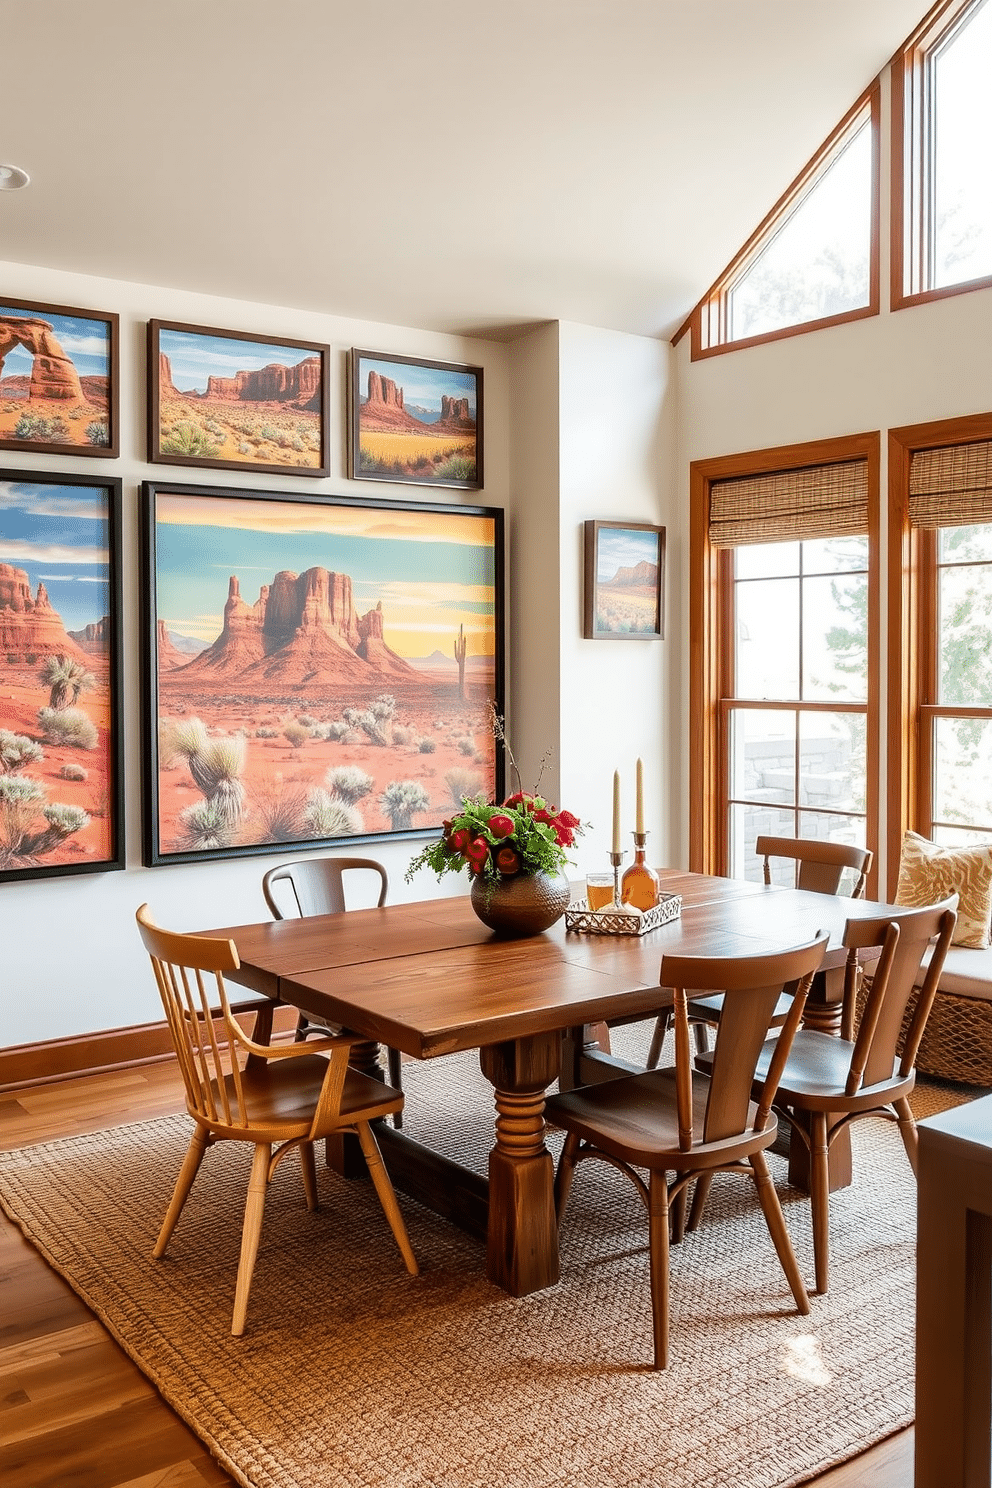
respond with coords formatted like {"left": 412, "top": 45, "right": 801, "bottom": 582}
{"left": 564, "top": 892, "right": 682, "bottom": 937}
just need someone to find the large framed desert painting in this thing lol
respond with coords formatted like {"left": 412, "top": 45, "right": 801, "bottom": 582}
{"left": 140, "top": 481, "right": 504, "bottom": 866}
{"left": 583, "top": 520, "right": 665, "bottom": 639}
{"left": 148, "top": 321, "right": 329, "bottom": 477}
{"left": 0, "top": 469, "right": 124, "bottom": 882}
{"left": 0, "top": 299, "right": 119, "bottom": 458}
{"left": 350, "top": 349, "right": 483, "bottom": 489}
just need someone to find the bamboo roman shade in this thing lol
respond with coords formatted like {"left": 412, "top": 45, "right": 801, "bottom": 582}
{"left": 908, "top": 441, "right": 992, "bottom": 528}
{"left": 709, "top": 459, "right": 868, "bottom": 547}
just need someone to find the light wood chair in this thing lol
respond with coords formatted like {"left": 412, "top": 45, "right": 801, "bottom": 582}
{"left": 546, "top": 933, "right": 828, "bottom": 1369}
{"left": 135, "top": 903, "right": 418, "bottom": 1336}
{"left": 644, "top": 838, "right": 874, "bottom": 1069}
{"left": 262, "top": 856, "right": 404, "bottom": 1123}
{"left": 739, "top": 898, "right": 956, "bottom": 1295}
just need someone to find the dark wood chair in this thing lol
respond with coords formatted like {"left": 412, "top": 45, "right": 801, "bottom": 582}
{"left": 696, "top": 897, "right": 956, "bottom": 1295}
{"left": 546, "top": 933, "right": 828, "bottom": 1369}
{"left": 644, "top": 838, "right": 873, "bottom": 1069}
{"left": 135, "top": 904, "right": 417, "bottom": 1336}
{"left": 262, "top": 856, "right": 403, "bottom": 1123}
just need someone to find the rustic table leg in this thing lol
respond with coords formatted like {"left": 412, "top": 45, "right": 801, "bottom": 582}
{"left": 480, "top": 1032, "right": 560, "bottom": 1296}
{"left": 325, "top": 1039, "right": 385, "bottom": 1178}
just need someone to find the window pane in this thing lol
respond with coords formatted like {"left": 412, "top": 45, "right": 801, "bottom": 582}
{"left": 939, "top": 523, "right": 992, "bottom": 563}
{"left": 933, "top": 715, "right": 992, "bottom": 830}
{"left": 799, "top": 712, "right": 866, "bottom": 814}
{"left": 933, "top": 823, "right": 992, "bottom": 846}
{"left": 731, "top": 709, "right": 796, "bottom": 804}
{"left": 801, "top": 534, "right": 869, "bottom": 575}
{"left": 938, "top": 562, "right": 992, "bottom": 705}
{"left": 932, "top": 0, "right": 992, "bottom": 289}
{"left": 728, "top": 121, "right": 872, "bottom": 341}
{"left": 802, "top": 573, "right": 868, "bottom": 701}
{"left": 736, "top": 578, "right": 799, "bottom": 697}
{"left": 735, "top": 542, "right": 801, "bottom": 580}
{"left": 729, "top": 803, "right": 796, "bottom": 881}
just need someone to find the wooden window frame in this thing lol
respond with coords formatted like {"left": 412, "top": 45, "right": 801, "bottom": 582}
{"left": 675, "top": 84, "right": 881, "bottom": 362}
{"left": 690, "top": 433, "right": 881, "bottom": 893}
{"left": 891, "top": 0, "right": 992, "bottom": 312}
{"left": 887, "top": 411, "right": 992, "bottom": 894}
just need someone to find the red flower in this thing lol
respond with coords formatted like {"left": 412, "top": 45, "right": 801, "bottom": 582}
{"left": 465, "top": 836, "right": 491, "bottom": 875}
{"left": 450, "top": 827, "right": 471, "bottom": 854}
{"left": 494, "top": 844, "right": 522, "bottom": 876}
{"left": 557, "top": 809, "right": 581, "bottom": 829}
{"left": 488, "top": 813, "right": 515, "bottom": 838}
{"left": 504, "top": 791, "right": 537, "bottom": 810}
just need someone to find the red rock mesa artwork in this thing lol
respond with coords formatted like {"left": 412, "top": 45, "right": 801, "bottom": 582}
{"left": 354, "top": 352, "right": 480, "bottom": 486}
{"left": 0, "top": 307, "right": 112, "bottom": 450}
{"left": 150, "top": 490, "right": 498, "bottom": 858}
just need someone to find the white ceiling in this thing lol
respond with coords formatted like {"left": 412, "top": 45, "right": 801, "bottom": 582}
{"left": 2, "top": 0, "right": 927, "bottom": 341}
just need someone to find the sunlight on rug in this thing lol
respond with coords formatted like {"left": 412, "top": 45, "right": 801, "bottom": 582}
{"left": 0, "top": 1028, "right": 966, "bottom": 1488}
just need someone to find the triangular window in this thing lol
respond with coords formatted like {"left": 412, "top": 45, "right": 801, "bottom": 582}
{"left": 690, "top": 90, "right": 879, "bottom": 358}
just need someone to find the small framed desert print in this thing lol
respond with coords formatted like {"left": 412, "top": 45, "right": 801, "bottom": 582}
{"left": 148, "top": 320, "right": 329, "bottom": 477}
{"left": 583, "top": 520, "right": 665, "bottom": 639}
{"left": 350, "top": 349, "right": 483, "bottom": 489}
{"left": 0, "top": 298, "right": 119, "bottom": 457}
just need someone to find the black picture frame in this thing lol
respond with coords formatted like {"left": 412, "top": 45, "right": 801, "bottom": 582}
{"left": 583, "top": 520, "right": 666, "bottom": 639}
{"left": 141, "top": 480, "right": 504, "bottom": 866}
{"left": 148, "top": 320, "right": 330, "bottom": 478}
{"left": 0, "top": 468, "right": 124, "bottom": 882}
{"left": 350, "top": 348, "right": 483, "bottom": 489}
{"left": 0, "top": 297, "right": 120, "bottom": 458}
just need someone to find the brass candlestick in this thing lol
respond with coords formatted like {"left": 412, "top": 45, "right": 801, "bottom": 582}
{"left": 608, "top": 849, "right": 625, "bottom": 908}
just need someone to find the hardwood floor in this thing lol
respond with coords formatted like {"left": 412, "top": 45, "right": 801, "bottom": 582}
{"left": 0, "top": 1061, "right": 915, "bottom": 1488}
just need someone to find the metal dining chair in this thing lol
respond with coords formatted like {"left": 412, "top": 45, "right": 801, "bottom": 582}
{"left": 261, "top": 856, "right": 404, "bottom": 1123}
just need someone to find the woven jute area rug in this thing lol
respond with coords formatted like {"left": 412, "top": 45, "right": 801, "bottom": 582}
{"left": 0, "top": 1036, "right": 972, "bottom": 1488}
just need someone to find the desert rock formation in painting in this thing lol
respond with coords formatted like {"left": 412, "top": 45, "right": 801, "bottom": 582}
{"left": 0, "top": 315, "right": 111, "bottom": 449}
{"left": 357, "top": 367, "right": 477, "bottom": 483}
{"left": 157, "top": 351, "right": 323, "bottom": 468}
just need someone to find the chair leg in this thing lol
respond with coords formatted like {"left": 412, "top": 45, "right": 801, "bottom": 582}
{"left": 645, "top": 1014, "right": 669, "bottom": 1071}
{"left": 355, "top": 1121, "right": 419, "bottom": 1276}
{"left": 387, "top": 1046, "right": 404, "bottom": 1129}
{"left": 670, "top": 1180, "right": 688, "bottom": 1244}
{"left": 809, "top": 1111, "right": 831, "bottom": 1296}
{"left": 893, "top": 1095, "right": 919, "bottom": 1176}
{"left": 692, "top": 1021, "right": 711, "bottom": 1056}
{"left": 232, "top": 1143, "right": 272, "bottom": 1336}
{"left": 154, "top": 1126, "right": 210, "bottom": 1258}
{"left": 554, "top": 1131, "right": 581, "bottom": 1220}
{"left": 686, "top": 1172, "right": 714, "bottom": 1233}
{"left": 648, "top": 1170, "right": 671, "bottom": 1369}
{"left": 300, "top": 1141, "right": 319, "bottom": 1212}
{"left": 750, "top": 1150, "right": 810, "bottom": 1316}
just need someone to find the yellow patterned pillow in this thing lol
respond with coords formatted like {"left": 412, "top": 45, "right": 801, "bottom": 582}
{"left": 894, "top": 831, "right": 992, "bottom": 948}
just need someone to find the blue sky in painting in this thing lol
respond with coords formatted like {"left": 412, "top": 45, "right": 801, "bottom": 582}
{"left": 597, "top": 527, "right": 660, "bottom": 584}
{"left": 154, "top": 493, "right": 495, "bottom": 655}
{"left": 0, "top": 479, "right": 110, "bottom": 631}
{"left": 0, "top": 306, "right": 110, "bottom": 380}
{"left": 160, "top": 328, "right": 317, "bottom": 393}
{"left": 358, "top": 355, "right": 477, "bottom": 417}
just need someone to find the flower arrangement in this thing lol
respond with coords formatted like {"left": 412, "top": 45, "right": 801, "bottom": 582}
{"left": 405, "top": 708, "right": 584, "bottom": 888}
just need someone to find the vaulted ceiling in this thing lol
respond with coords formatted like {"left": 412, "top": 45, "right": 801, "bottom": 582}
{"left": 3, "top": 0, "right": 928, "bottom": 340}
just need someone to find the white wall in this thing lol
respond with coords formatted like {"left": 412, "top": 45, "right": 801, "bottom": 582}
{"left": 0, "top": 260, "right": 511, "bottom": 1046}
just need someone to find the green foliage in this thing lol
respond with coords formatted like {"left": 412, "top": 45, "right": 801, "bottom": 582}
{"left": 37, "top": 707, "right": 98, "bottom": 750}
{"left": 0, "top": 774, "right": 89, "bottom": 864}
{"left": 14, "top": 413, "right": 71, "bottom": 442}
{"left": 379, "top": 778, "right": 430, "bottom": 830}
{"left": 406, "top": 792, "right": 583, "bottom": 888}
{"left": 160, "top": 421, "right": 222, "bottom": 458}
{"left": 40, "top": 655, "right": 95, "bottom": 711}
{"left": 433, "top": 453, "right": 476, "bottom": 482}
{"left": 177, "top": 798, "right": 233, "bottom": 851}
{"left": 0, "top": 730, "right": 44, "bottom": 773}
{"left": 86, "top": 420, "right": 109, "bottom": 446}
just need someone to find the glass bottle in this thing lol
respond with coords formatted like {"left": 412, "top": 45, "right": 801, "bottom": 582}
{"left": 621, "top": 833, "right": 660, "bottom": 910}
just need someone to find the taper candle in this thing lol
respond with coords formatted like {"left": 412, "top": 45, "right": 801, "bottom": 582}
{"left": 612, "top": 770, "right": 621, "bottom": 854}
{"left": 635, "top": 757, "right": 644, "bottom": 835}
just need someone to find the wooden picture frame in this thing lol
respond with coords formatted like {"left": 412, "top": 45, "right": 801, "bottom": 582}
{"left": 0, "top": 298, "right": 119, "bottom": 458}
{"left": 583, "top": 520, "right": 665, "bottom": 639}
{"left": 148, "top": 320, "right": 330, "bottom": 477}
{"left": 350, "top": 348, "right": 483, "bottom": 489}
{"left": 0, "top": 468, "right": 124, "bottom": 881}
{"left": 140, "top": 480, "right": 504, "bottom": 866}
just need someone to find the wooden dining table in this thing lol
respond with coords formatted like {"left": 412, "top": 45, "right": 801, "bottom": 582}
{"left": 199, "top": 867, "right": 916, "bottom": 1299}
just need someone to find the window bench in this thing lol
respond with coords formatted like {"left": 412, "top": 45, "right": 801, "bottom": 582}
{"left": 911, "top": 946, "right": 992, "bottom": 1087}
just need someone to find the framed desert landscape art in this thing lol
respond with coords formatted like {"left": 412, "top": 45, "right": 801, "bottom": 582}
{"left": 583, "top": 520, "right": 666, "bottom": 639}
{"left": 140, "top": 480, "right": 504, "bottom": 866}
{"left": 148, "top": 320, "right": 330, "bottom": 477}
{"left": 0, "top": 298, "right": 119, "bottom": 458}
{"left": 350, "top": 349, "right": 483, "bottom": 489}
{"left": 0, "top": 468, "right": 124, "bottom": 882}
